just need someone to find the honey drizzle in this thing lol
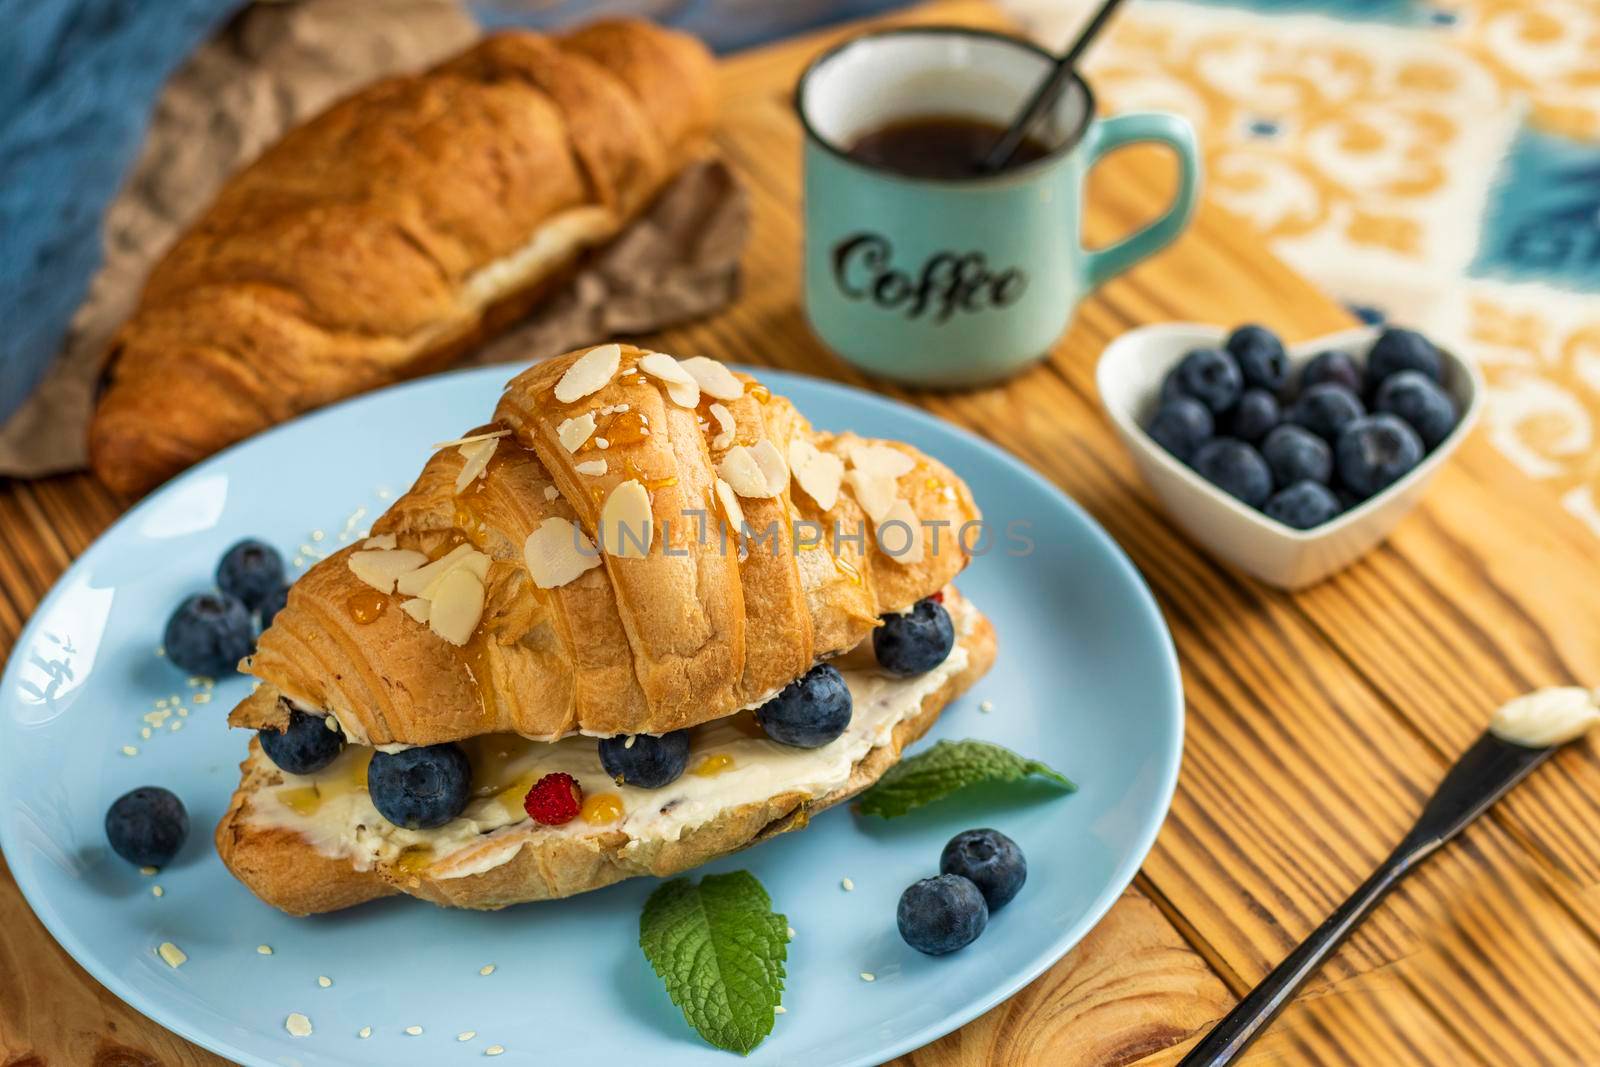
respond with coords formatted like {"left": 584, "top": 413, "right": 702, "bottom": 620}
{"left": 581, "top": 792, "right": 625, "bottom": 825}
{"left": 345, "top": 589, "right": 388, "bottom": 625}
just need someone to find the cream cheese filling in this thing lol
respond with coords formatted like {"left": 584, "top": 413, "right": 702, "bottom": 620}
{"left": 246, "top": 598, "right": 976, "bottom": 881}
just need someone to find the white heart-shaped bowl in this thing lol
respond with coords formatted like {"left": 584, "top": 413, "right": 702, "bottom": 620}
{"left": 1097, "top": 323, "right": 1483, "bottom": 590}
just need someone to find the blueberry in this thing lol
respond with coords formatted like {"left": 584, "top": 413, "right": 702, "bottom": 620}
{"left": 1300, "top": 350, "right": 1363, "bottom": 394}
{"left": 1374, "top": 370, "right": 1457, "bottom": 448}
{"left": 1165, "top": 347, "right": 1243, "bottom": 414}
{"left": 599, "top": 729, "right": 691, "bottom": 789}
{"left": 1191, "top": 438, "right": 1273, "bottom": 507}
{"left": 873, "top": 598, "right": 956, "bottom": 677}
{"left": 1261, "top": 424, "right": 1332, "bottom": 487}
{"left": 1366, "top": 327, "right": 1442, "bottom": 389}
{"left": 1144, "top": 396, "right": 1214, "bottom": 461}
{"left": 163, "top": 593, "right": 254, "bottom": 676}
{"left": 216, "top": 539, "right": 286, "bottom": 611}
{"left": 940, "top": 828, "right": 1027, "bottom": 911}
{"left": 105, "top": 786, "right": 189, "bottom": 867}
{"left": 1290, "top": 383, "right": 1365, "bottom": 442}
{"left": 1264, "top": 481, "right": 1343, "bottom": 530}
{"left": 368, "top": 744, "right": 472, "bottom": 829}
{"left": 259, "top": 583, "right": 289, "bottom": 629}
{"left": 1336, "top": 414, "right": 1424, "bottom": 498}
{"left": 898, "top": 874, "right": 988, "bottom": 955}
{"left": 259, "top": 709, "right": 345, "bottom": 775}
{"left": 1224, "top": 388, "right": 1280, "bottom": 443}
{"left": 1225, "top": 324, "right": 1288, "bottom": 393}
{"left": 755, "top": 663, "right": 853, "bottom": 748}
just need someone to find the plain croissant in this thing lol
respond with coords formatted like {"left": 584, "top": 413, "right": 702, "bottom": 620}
{"left": 89, "top": 20, "right": 716, "bottom": 497}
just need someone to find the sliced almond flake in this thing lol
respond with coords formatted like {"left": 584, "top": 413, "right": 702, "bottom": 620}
{"left": 363, "top": 533, "right": 398, "bottom": 550}
{"left": 708, "top": 402, "right": 736, "bottom": 451}
{"left": 557, "top": 412, "right": 597, "bottom": 453}
{"left": 419, "top": 549, "right": 490, "bottom": 600}
{"left": 543, "top": 485, "right": 560, "bottom": 502}
{"left": 875, "top": 497, "right": 924, "bottom": 564}
{"left": 599, "top": 480, "right": 653, "bottom": 559}
{"left": 714, "top": 478, "right": 745, "bottom": 535}
{"left": 524, "top": 518, "right": 603, "bottom": 589}
{"left": 400, "top": 598, "right": 431, "bottom": 624}
{"left": 454, "top": 438, "right": 498, "bottom": 494}
{"left": 679, "top": 356, "right": 744, "bottom": 400}
{"left": 789, "top": 438, "right": 843, "bottom": 511}
{"left": 428, "top": 568, "right": 485, "bottom": 646}
{"left": 749, "top": 439, "right": 789, "bottom": 495}
{"left": 638, "top": 352, "right": 700, "bottom": 409}
{"left": 348, "top": 548, "right": 427, "bottom": 594}
{"left": 717, "top": 446, "right": 770, "bottom": 498}
{"left": 431, "top": 428, "right": 510, "bottom": 451}
{"left": 574, "top": 459, "right": 608, "bottom": 477}
{"left": 157, "top": 941, "right": 187, "bottom": 968}
{"left": 845, "top": 469, "right": 898, "bottom": 524}
{"left": 285, "top": 1013, "right": 313, "bottom": 1038}
{"left": 849, "top": 443, "right": 916, "bottom": 479}
{"left": 395, "top": 544, "right": 476, "bottom": 597}
{"left": 554, "top": 344, "right": 621, "bottom": 404}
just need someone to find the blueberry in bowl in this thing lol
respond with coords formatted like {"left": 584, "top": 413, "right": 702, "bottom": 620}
{"left": 368, "top": 744, "right": 472, "bottom": 829}
{"left": 873, "top": 597, "right": 956, "bottom": 677}
{"left": 897, "top": 874, "right": 989, "bottom": 956}
{"left": 1374, "top": 369, "right": 1457, "bottom": 448}
{"left": 105, "top": 786, "right": 189, "bottom": 867}
{"left": 217, "top": 539, "right": 286, "bottom": 611}
{"left": 1336, "top": 414, "right": 1424, "bottom": 498}
{"left": 1261, "top": 424, "right": 1332, "bottom": 487}
{"left": 259, "top": 709, "right": 346, "bottom": 775}
{"left": 1300, "top": 349, "right": 1363, "bottom": 394}
{"left": 164, "top": 593, "right": 254, "bottom": 677}
{"left": 1144, "top": 396, "right": 1213, "bottom": 461}
{"left": 940, "top": 828, "right": 1027, "bottom": 911}
{"left": 1225, "top": 324, "right": 1288, "bottom": 393}
{"left": 1223, "top": 388, "right": 1280, "bottom": 444}
{"left": 1191, "top": 438, "right": 1272, "bottom": 508}
{"left": 1162, "top": 347, "right": 1243, "bottom": 415}
{"left": 755, "top": 663, "right": 853, "bottom": 748}
{"left": 1365, "top": 326, "right": 1442, "bottom": 390}
{"left": 599, "top": 729, "right": 691, "bottom": 788}
{"left": 1289, "top": 383, "right": 1365, "bottom": 442}
{"left": 1264, "top": 481, "right": 1343, "bottom": 530}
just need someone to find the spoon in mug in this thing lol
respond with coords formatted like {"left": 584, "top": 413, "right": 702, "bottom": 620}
{"left": 978, "top": 0, "right": 1128, "bottom": 173}
{"left": 1178, "top": 687, "right": 1600, "bottom": 1066}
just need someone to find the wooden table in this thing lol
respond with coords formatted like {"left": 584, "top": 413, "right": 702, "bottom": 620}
{"left": 7, "top": 3, "right": 1600, "bottom": 1063}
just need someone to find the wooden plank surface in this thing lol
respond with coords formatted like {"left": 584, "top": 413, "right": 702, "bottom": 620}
{"left": 5, "top": 3, "right": 1600, "bottom": 1064}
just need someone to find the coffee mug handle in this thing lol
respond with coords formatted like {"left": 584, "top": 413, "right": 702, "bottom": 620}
{"left": 1079, "top": 113, "right": 1201, "bottom": 291}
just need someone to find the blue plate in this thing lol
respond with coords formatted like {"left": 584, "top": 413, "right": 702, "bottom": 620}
{"left": 0, "top": 366, "right": 1182, "bottom": 1066}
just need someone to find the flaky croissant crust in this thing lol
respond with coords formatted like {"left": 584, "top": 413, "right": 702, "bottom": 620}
{"left": 89, "top": 19, "right": 716, "bottom": 497}
{"left": 231, "top": 345, "right": 981, "bottom": 744}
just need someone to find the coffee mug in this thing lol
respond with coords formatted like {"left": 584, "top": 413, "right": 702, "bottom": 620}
{"left": 795, "top": 26, "right": 1201, "bottom": 387}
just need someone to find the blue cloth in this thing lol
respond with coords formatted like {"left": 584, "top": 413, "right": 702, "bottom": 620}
{"left": 0, "top": 0, "right": 906, "bottom": 424}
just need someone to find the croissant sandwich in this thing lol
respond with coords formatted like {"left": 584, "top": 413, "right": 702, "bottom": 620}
{"left": 90, "top": 19, "right": 717, "bottom": 498}
{"left": 216, "top": 345, "right": 996, "bottom": 914}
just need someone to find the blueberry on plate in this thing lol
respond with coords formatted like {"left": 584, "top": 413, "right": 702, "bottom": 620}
{"left": 1374, "top": 369, "right": 1457, "bottom": 448}
{"left": 163, "top": 593, "right": 254, "bottom": 676}
{"left": 1264, "top": 481, "right": 1343, "bottom": 530}
{"left": 1191, "top": 438, "right": 1272, "bottom": 508}
{"left": 1165, "top": 347, "right": 1243, "bottom": 414}
{"left": 940, "top": 828, "right": 1027, "bottom": 911}
{"left": 258, "top": 582, "right": 289, "bottom": 629}
{"left": 1336, "top": 414, "right": 1424, "bottom": 498}
{"left": 1144, "top": 396, "right": 1213, "bottom": 461}
{"left": 1366, "top": 327, "right": 1442, "bottom": 388}
{"left": 898, "top": 874, "right": 989, "bottom": 956}
{"left": 1261, "top": 424, "right": 1332, "bottom": 487}
{"left": 1299, "top": 350, "right": 1363, "bottom": 395}
{"left": 1223, "top": 388, "right": 1280, "bottom": 444}
{"left": 259, "top": 709, "right": 345, "bottom": 775}
{"left": 216, "top": 539, "right": 286, "bottom": 611}
{"left": 755, "top": 663, "right": 853, "bottom": 748}
{"left": 873, "top": 597, "right": 956, "bottom": 677}
{"left": 1225, "top": 324, "right": 1288, "bottom": 393}
{"left": 105, "top": 786, "right": 189, "bottom": 867}
{"left": 1289, "top": 382, "right": 1365, "bottom": 442}
{"left": 368, "top": 744, "right": 472, "bottom": 829}
{"left": 599, "top": 729, "right": 691, "bottom": 789}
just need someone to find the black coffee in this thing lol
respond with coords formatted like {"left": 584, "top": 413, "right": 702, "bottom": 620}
{"left": 846, "top": 114, "right": 1051, "bottom": 180}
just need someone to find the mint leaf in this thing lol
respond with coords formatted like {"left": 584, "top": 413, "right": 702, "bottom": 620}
{"left": 639, "top": 870, "right": 787, "bottom": 1054}
{"left": 857, "top": 739, "right": 1075, "bottom": 818}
